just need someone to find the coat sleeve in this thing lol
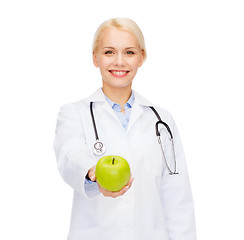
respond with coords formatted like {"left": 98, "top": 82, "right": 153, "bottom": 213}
{"left": 53, "top": 103, "right": 99, "bottom": 198}
{"left": 160, "top": 115, "right": 197, "bottom": 240}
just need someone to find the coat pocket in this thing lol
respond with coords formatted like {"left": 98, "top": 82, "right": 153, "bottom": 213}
{"left": 67, "top": 227, "right": 99, "bottom": 240}
{"left": 152, "top": 228, "right": 169, "bottom": 240}
{"left": 135, "top": 228, "right": 169, "bottom": 240}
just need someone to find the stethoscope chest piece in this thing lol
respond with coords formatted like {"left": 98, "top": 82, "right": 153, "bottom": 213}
{"left": 90, "top": 102, "right": 107, "bottom": 156}
{"left": 93, "top": 140, "right": 106, "bottom": 156}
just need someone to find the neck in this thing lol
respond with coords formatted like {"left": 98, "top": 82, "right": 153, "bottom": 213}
{"left": 102, "top": 84, "right": 132, "bottom": 107}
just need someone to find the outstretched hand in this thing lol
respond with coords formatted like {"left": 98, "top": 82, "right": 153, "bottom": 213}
{"left": 87, "top": 165, "right": 134, "bottom": 198}
{"left": 97, "top": 175, "right": 134, "bottom": 198}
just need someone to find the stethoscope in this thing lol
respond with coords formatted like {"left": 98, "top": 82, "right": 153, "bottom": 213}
{"left": 90, "top": 102, "right": 179, "bottom": 175}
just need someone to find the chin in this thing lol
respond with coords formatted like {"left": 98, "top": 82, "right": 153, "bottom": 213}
{"left": 104, "top": 79, "right": 133, "bottom": 89}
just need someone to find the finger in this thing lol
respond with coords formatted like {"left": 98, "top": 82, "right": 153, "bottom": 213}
{"left": 98, "top": 184, "right": 112, "bottom": 197}
{"left": 110, "top": 184, "right": 130, "bottom": 198}
{"left": 97, "top": 178, "right": 133, "bottom": 198}
{"left": 117, "top": 187, "right": 129, "bottom": 197}
{"left": 127, "top": 176, "right": 134, "bottom": 187}
{"left": 88, "top": 165, "right": 96, "bottom": 181}
{"left": 97, "top": 183, "right": 125, "bottom": 198}
{"left": 115, "top": 176, "right": 134, "bottom": 196}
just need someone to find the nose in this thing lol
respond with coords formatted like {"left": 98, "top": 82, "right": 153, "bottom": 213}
{"left": 114, "top": 53, "right": 125, "bottom": 67}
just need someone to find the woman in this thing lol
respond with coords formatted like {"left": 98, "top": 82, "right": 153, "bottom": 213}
{"left": 54, "top": 18, "right": 196, "bottom": 240}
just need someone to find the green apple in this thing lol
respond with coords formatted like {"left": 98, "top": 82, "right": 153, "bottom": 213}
{"left": 95, "top": 155, "right": 131, "bottom": 192}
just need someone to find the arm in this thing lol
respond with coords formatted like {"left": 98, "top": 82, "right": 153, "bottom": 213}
{"left": 161, "top": 117, "right": 196, "bottom": 240}
{"left": 53, "top": 103, "right": 133, "bottom": 198}
{"left": 53, "top": 103, "right": 99, "bottom": 198}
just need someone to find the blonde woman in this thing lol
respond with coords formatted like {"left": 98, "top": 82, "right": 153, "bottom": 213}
{"left": 54, "top": 18, "right": 196, "bottom": 240}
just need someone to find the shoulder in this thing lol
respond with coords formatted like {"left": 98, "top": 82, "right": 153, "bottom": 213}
{"left": 57, "top": 98, "right": 90, "bottom": 122}
{"left": 133, "top": 90, "right": 173, "bottom": 123}
{"left": 152, "top": 104, "right": 173, "bottom": 123}
{"left": 57, "top": 88, "right": 106, "bottom": 121}
{"left": 58, "top": 88, "right": 103, "bottom": 113}
{"left": 59, "top": 99, "right": 86, "bottom": 113}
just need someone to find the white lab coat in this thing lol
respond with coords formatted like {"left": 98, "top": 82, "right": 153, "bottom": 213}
{"left": 53, "top": 88, "right": 196, "bottom": 240}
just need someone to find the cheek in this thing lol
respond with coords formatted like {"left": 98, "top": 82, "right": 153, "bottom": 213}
{"left": 99, "top": 57, "right": 114, "bottom": 69}
{"left": 130, "top": 62, "right": 141, "bottom": 71}
{"left": 129, "top": 56, "right": 143, "bottom": 69}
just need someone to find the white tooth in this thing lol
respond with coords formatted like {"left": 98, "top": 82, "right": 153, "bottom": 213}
{"left": 112, "top": 71, "right": 126, "bottom": 75}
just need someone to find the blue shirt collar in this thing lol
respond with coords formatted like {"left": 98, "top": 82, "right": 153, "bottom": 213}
{"left": 103, "top": 91, "right": 135, "bottom": 112}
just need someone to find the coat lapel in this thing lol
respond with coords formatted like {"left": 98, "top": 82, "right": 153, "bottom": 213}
{"left": 86, "top": 88, "right": 154, "bottom": 133}
{"left": 85, "top": 88, "right": 123, "bottom": 127}
{"left": 126, "top": 100, "right": 144, "bottom": 134}
{"left": 102, "top": 101, "right": 123, "bottom": 127}
{"left": 126, "top": 91, "right": 153, "bottom": 134}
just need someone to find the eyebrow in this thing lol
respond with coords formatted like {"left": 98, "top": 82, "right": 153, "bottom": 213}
{"left": 103, "top": 46, "right": 138, "bottom": 50}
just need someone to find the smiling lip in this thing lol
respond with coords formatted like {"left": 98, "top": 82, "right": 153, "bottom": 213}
{"left": 109, "top": 70, "right": 129, "bottom": 78}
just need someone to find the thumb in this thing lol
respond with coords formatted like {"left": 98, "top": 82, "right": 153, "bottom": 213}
{"left": 88, "top": 166, "right": 96, "bottom": 181}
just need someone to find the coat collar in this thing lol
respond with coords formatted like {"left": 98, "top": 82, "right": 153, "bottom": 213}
{"left": 85, "top": 88, "right": 154, "bottom": 134}
{"left": 85, "top": 88, "right": 153, "bottom": 107}
{"left": 84, "top": 88, "right": 106, "bottom": 103}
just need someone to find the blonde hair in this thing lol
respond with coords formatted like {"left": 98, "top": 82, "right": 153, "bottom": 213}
{"left": 92, "top": 18, "right": 147, "bottom": 62}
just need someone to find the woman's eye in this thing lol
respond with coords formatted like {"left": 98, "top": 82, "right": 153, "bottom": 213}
{"left": 126, "top": 51, "right": 135, "bottom": 55}
{"left": 105, "top": 51, "right": 113, "bottom": 55}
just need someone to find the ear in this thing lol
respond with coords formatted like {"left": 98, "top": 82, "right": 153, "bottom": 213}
{"left": 138, "top": 50, "right": 145, "bottom": 67}
{"left": 93, "top": 51, "right": 99, "bottom": 67}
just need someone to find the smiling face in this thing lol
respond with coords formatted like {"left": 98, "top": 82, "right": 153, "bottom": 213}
{"left": 93, "top": 27, "right": 144, "bottom": 91}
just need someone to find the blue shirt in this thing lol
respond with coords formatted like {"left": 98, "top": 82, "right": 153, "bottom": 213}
{"left": 104, "top": 91, "right": 135, "bottom": 129}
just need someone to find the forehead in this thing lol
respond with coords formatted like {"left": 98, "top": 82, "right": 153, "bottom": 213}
{"left": 98, "top": 27, "right": 140, "bottom": 49}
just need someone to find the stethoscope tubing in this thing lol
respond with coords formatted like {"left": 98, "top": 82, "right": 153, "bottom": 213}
{"left": 90, "top": 102, "right": 179, "bottom": 175}
{"left": 149, "top": 106, "right": 173, "bottom": 139}
{"left": 150, "top": 106, "right": 178, "bottom": 175}
{"left": 90, "top": 102, "right": 99, "bottom": 141}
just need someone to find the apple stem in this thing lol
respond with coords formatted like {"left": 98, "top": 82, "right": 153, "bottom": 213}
{"left": 112, "top": 157, "right": 115, "bottom": 164}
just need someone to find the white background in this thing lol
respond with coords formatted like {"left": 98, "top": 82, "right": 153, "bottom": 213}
{"left": 0, "top": 0, "right": 243, "bottom": 239}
